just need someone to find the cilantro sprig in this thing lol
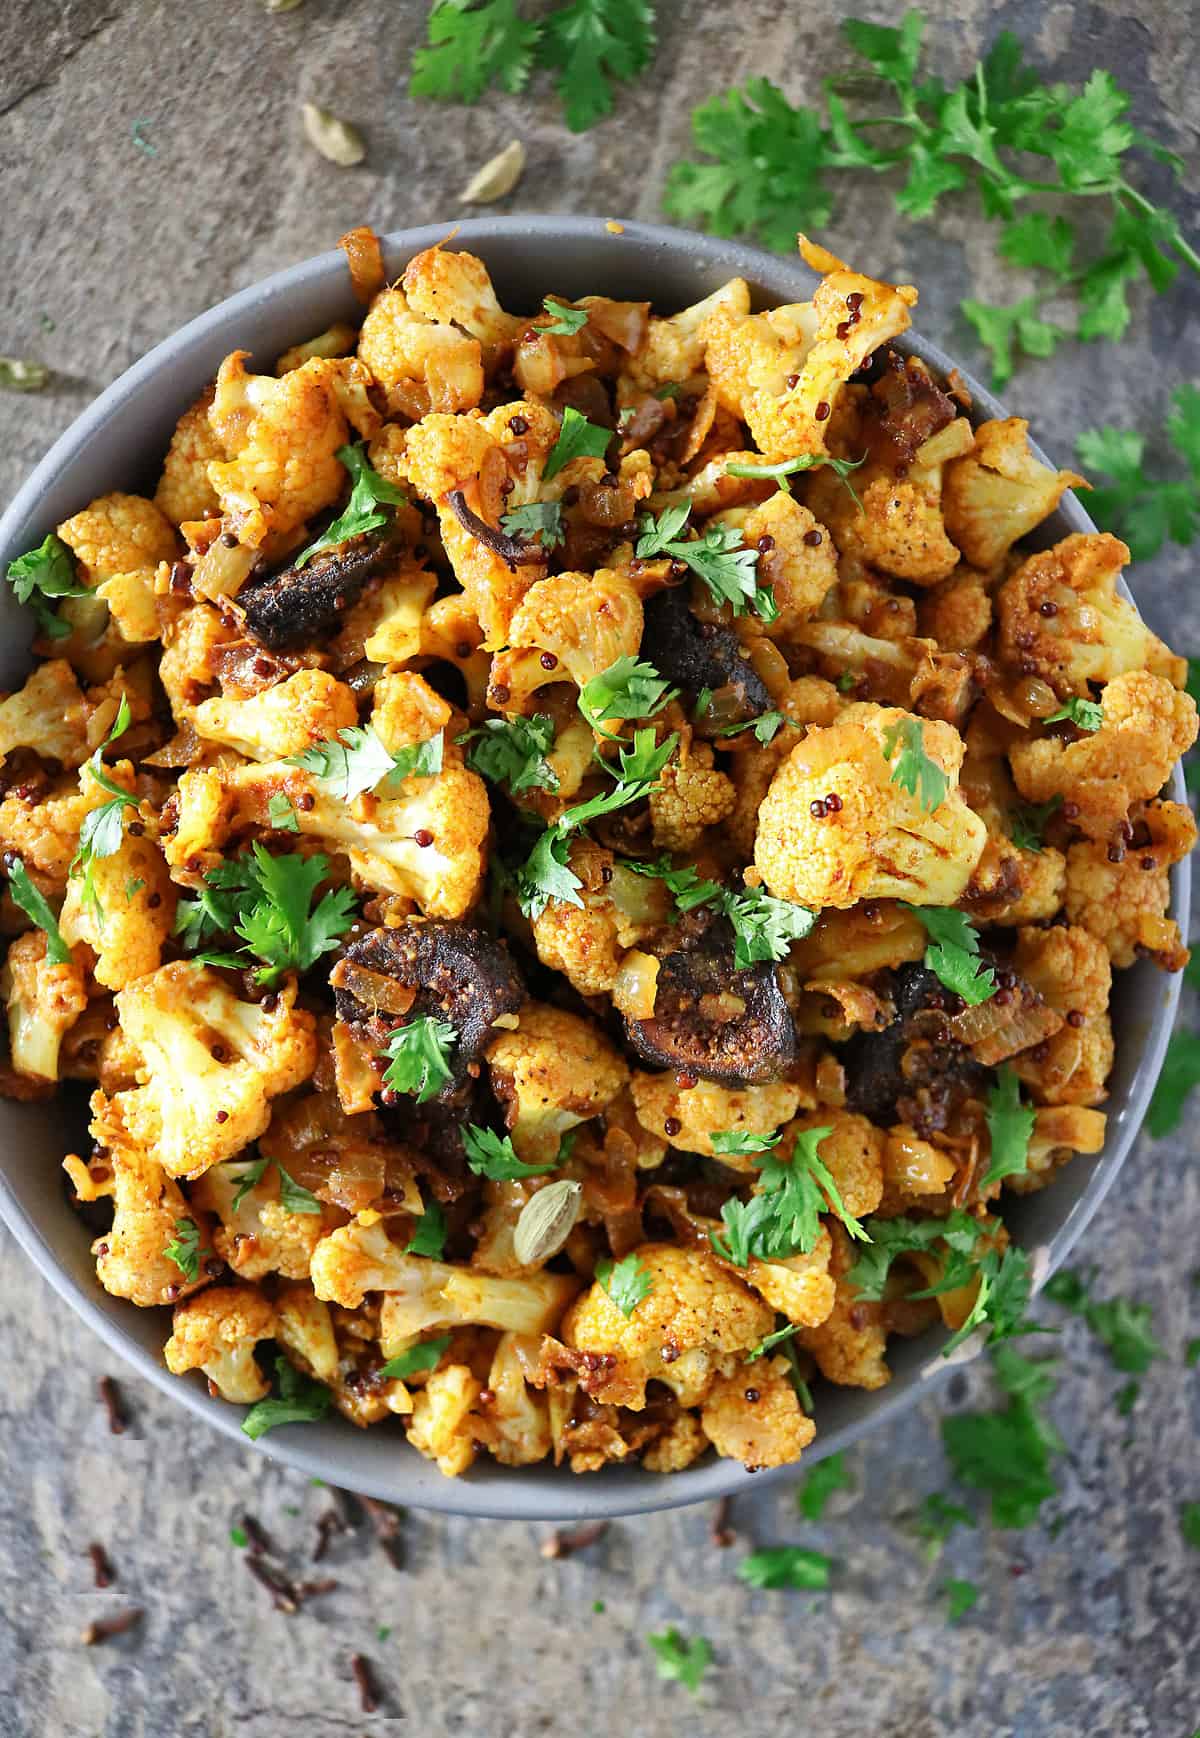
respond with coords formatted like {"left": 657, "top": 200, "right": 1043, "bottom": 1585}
{"left": 461, "top": 714, "right": 560, "bottom": 796}
{"left": 595, "top": 1252, "right": 653, "bottom": 1317}
{"left": 1076, "top": 385, "right": 1200, "bottom": 559}
{"left": 295, "top": 444, "right": 406, "bottom": 569}
{"left": 289, "top": 726, "right": 443, "bottom": 803}
{"left": 636, "top": 503, "right": 775, "bottom": 619}
{"left": 726, "top": 451, "right": 867, "bottom": 510}
{"left": 176, "top": 843, "right": 356, "bottom": 985}
{"left": 711, "top": 1126, "right": 870, "bottom": 1266}
{"left": 541, "top": 295, "right": 589, "bottom": 335}
{"left": 1148, "top": 1029, "right": 1200, "bottom": 1137}
{"left": 164, "top": 1218, "right": 202, "bottom": 1283}
{"left": 4, "top": 532, "right": 89, "bottom": 639}
{"left": 646, "top": 1627, "right": 712, "bottom": 1696}
{"left": 665, "top": 17, "right": 1199, "bottom": 385}
{"left": 498, "top": 500, "right": 566, "bottom": 551}
{"left": 981, "top": 1065, "right": 1035, "bottom": 1189}
{"left": 624, "top": 857, "right": 816, "bottom": 967}
{"left": 941, "top": 1344, "right": 1062, "bottom": 1527}
{"left": 6, "top": 857, "right": 71, "bottom": 965}
{"left": 544, "top": 405, "right": 612, "bottom": 480}
{"left": 738, "top": 1545, "right": 832, "bottom": 1591}
{"left": 462, "top": 1123, "right": 557, "bottom": 1181}
{"left": 577, "top": 655, "right": 677, "bottom": 737}
{"left": 904, "top": 905, "right": 996, "bottom": 1006}
{"left": 882, "top": 715, "right": 948, "bottom": 812}
{"left": 380, "top": 1016, "right": 458, "bottom": 1104}
{"left": 1044, "top": 696, "right": 1103, "bottom": 732}
{"left": 242, "top": 1355, "right": 332, "bottom": 1440}
{"left": 71, "top": 695, "right": 136, "bottom": 918}
{"left": 379, "top": 1334, "right": 452, "bottom": 1380}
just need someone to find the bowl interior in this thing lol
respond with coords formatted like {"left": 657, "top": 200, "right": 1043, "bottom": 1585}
{"left": 0, "top": 217, "right": 1186, "bottom": 1519}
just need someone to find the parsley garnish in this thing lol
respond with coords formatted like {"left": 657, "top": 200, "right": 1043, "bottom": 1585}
{"left": 178, "top": 843, "right": 356, "bottom": 984}
{"left": 982, "top": 1065, "right": 1035, "bottom": 1188}
{"left": 541, "top": 295, "right": 589, "bottom": 334}
{"left": 462, "top": 1123, "right": 557, "bottom": 1181}
{"left": 543, "top": 405, "right": 612, "bottom": 480}
{"left": 1044, "top": 696, "right": 1103, "bottom": 731}
{"left": 635, "top": 503, "right": 774, "bottom": 619}
{"left": 881, "top": 715, "right": 947, "bottom": 812}
{"left": 666, "top": 20, "right": 1200, "bottom": 384}
{"left": 711, "top": 1125, "right": 870, "bottom": 1266}
{"left": 737, "top": 1546, "right": 832, "bottom": 1591}
{"left": 164, "top": 1218, "right": 201, "bottom": 1282}
{"left": 294, "top": 443, "right": 406, "bottom": 569}
{"left": 7, "top": 857, "right": 71, "bottom": 965}
{"left": 577, "top": 655, "right": 677, "bottom": 736}
{"left": 943, "top": 1579, "right": 979, "bottom": 1623}
{"left": 289, "top": 725, "right": 443, "bottom": 802}
{"left": 1147, "top": 1029, "right": 1200, "bottom": 1136}
{"left": 498, "top": 500, "right": 566, "bottom": 550}
{"left": 539, "top": 0, "right": 656, "bottom": 131}
{"left": 380, "top": 1016, "right": 458, "bottom": 1104}
{"left": 379, "top": 1334, "right": 451, "bottom": 1380}
{"left": 1009, "top": 796, "right": 1061, "bottom": 852}
{"left": 595, "top": 1252, "right": 653, "bottom": 1317}
{"left": 646, "top": 1627, "right": 712, "bottom": 1696}
{"left": 405, "top": 1200, "right": 448, "bottom": 1259}
{"left": 904, "top": 905, "right": 996, "bottom": 1006}
{"left": 726, "top": 452, "right": 867, "bottom": 510}
{"left": 242, "top": 1355, "right": 332, "bottom": 1439}
{"left": 745, "top": 1322, "right": 797, "bottom": 1362}
{"left": 1076, "top": 385, "right": 1200, "bottom": 558}
{"left": 4, "top": 532, "right": 89, "bottom": 639}
{"left": 796, "top": 1451, "right": 851, "bottom": 1520}
{"left": 461, "top": 714, "right": 560, "bottom": 795}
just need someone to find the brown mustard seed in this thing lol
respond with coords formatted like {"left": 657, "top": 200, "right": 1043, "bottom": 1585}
{"left": 1039, "top": 600, "right": 1058, "bottom": 616}
{"left": 298, "top": 793, "right": 316, "bottom": 812}
{"left": 147, "top": 892, "right": 162, "bottom": 909}
{"left": 785, "top": 373, "right": 801, "bottom": 389}
{"left": 756, "top": 534, "right": 775, "bottom": 553}
{"left": 815, "top": 400, "right": 831, "bottom": 421}
{"left": 803, "top": 528, "right": 823, "bottom": 547}
{"left": 1063, "top": 802, "right": 1080, "bottom": 820}
{"left": 1141, "top": 855, "right": 1156, "bottom": 870}
{"left": 824, "top": 792, "right": 842, "bottom": 813}
{"left": 664, "top": 1117, "right": 682, "bottom": 1137}
{"left": 743, "top": 1388, "right": 760, "bottom": 1403}
{"left": 508, "top": 415, "right": 528, "bottom": 435}
{"left": 454, "top": 641, "right": 474, "bottom": 660}
{"left": 491, "top": 684, "right": 511, "bottom": 705}
{"left": 835, "top": 320, "right": 852, "bottom": 340}
{"left": 846, "top": 291, "right": 864, "bottom": 311}
{"left": 215, "top": 1109, "right": 229, "bottom": 1124}
{"left": 413, "top": 828, "right": 435, "bottom": 848}
{"left": 1066, "top": 1010, "right": 1085, "bottom": 1027}
{"left": 540, "top": 651, "right": 558, "bottom": 670}
{"left": 1107, "top": 845, "right": 1125, "bottom": 863}
{"left": 810, "top": 799, "right": 827, "bottom": 818}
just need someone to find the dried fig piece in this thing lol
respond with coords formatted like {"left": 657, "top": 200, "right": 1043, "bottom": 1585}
{"left": 238, "top": 520, "right": 406, "bottom": 650}
{"left": 640, "top": 584, "right": 771, "bottom": 736}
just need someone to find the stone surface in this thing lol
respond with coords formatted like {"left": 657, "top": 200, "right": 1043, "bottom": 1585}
{"left": 0, "top": 2, "right": 1197, "bottom": 1734}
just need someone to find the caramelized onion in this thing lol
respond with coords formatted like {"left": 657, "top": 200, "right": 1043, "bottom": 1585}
{"left": 338, "top": 225, "right": 386, "bottom": 303}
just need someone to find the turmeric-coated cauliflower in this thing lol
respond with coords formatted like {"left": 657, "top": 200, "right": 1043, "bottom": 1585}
{"left": 561, "top": 1242, "right": 774, "bottom": 1410}
{"left": 488, "top": 569, "right": 643, "bottom": 713}
{"left": 700, "top": 1354, "right": 815, "bottom": 1469}
{"left": 88, "top": 1092, "right": 215, "bottom": 1307}
{"left": 191, "top": 1158, "right": 330, "bottom": 1281}
{"left": 0, "top": 777, "right": 96, "bottom": 890}
{"left": 358, "top": 285, "right": 484, "bottom": 419}
{"left": 1010, "top": 924, "right": 1112, "bottom": 1107}
{"left": 192, "top": 668, "right": 358, "bottom": 761}
{"left": 155, "top": 391, "right": 224, "bottom": 526}
{"left": 406, "top": 1363, "right": 483, "bottom": 1478}
{"left": 754, "top": 703, "right": 987, "bottom": 909}
{"left": 164, "top": 1284, "right": 276, "bottom": 1403}
{"left": 2, "top": 929, "right": 87, "bottom": 1080}
{"left": 733, "top": 492, "right": 839, "bottom": 636}
{"left": 487, "top": 1004, "right": 629, "bottom": 1164}
{"left": 797, "top": 1222, "right": 889, "bottom": 1389}
{"left": 943, "top": 418, "right": 1084, "bottom": 572}
{"left": 57, "top": 492, "right": 177, "bottom": 587}
{"left": 114, "top": 963, "right": 317, "bottom": 1177}
{"left": 630, "top": 1073, "right": 803, "bottom": 1160}
{"left": 1064, "top": 799, "right": 1196, "bottom": 970}
{"left": 648, "top": 738, "right": 735, "bottom": 852}
{"left": 0, "top": 661, "right": 88, "bottom": 769}
{"left": 401, "top": 245, "right": 523, "bottom": 366}
{"left": 529, "top": 839, "right": 668, "bottom": 996}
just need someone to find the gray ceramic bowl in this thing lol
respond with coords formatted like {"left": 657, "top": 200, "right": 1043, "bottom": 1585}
{"left": 0, "top": 218, "right": 1187, "bottom": 1519}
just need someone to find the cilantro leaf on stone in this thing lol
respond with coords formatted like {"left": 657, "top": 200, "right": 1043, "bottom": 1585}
{"left": 1076, "top": 385, "right": 1200, "bottom": 559}
{"left": 737, "top": 1545, "right": 832, "bottom": 1591}
{"left": 943, "top": 1579, "right": 979, "bottom": 1623}
{"left": 797, "top": 1450, "right": 852, "bottom": 1520}
{"left": 646, "top": 1627, "right": 712, "bottom": 1696}
{"left": 538, "top": 0, "right": 656, "bottom": 132}
{"left": 380, "top": 1015, "right": 458, "bottom": 1104}
{"left": 462, "top": 1123, "right": 557, "bottom": 1181}
{"left": 1147, "top": 1029, "right": 1200, "bottom": 1136}
{"left": 410, "top": 1, "right": 539, "bottom": 104}
{"left": 294, "top": 443, "right": 405, "bottom": 570}
{"left": 595, "top": 1252, "right": 653, "bottom": 1317}
{"left": 942, "top": 1356, "right": 1062, "bottom": 1528}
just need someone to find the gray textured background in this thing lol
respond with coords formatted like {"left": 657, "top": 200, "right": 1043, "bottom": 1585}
{"left": 1, "top": 2, "right": 1197, "bottom": 1734}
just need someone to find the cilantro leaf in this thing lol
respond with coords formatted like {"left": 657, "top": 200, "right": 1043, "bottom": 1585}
{"left": 514, "top": 825, "right": 583, "bottom": 921}
{"left": 176, "top": 844, "right": 356, "bottom": 984}
{"left": 1045, "top": 1268, "right": 1163, "bottom": 1374}
{"left": 636, "top": 504, "right": 772, "bottom": 618}
{"left": 5, "top": 532, "right": 89, "bottom": 638}
{"left": 711, "top": 1128, "right": 780, "bottom": 1157}
{"left": 1076, "top": 385, "right": 1200, "bottom": 559}
{"left": 410, "top": 0, "right": 539, "bottom": 101}
{"left": 7, "top": 857, "right": 71, "bottom": 964}
{"left": 1009, "top": 796, "right": 1060, "bottom": 852}
{"left": 276, "top": 1163, "right": 322, "bottom": 1215}
{"left": 915, "top": 1492, "right": 974, "bottom": 1554}
{"left": 294, "top": 443, "right": 405, "bottom": 569}
{"left": 797, "top": 1450, "right": 852, "bottom": 1520}
{"left": 745, "top": 1322, "right": 798, "bottom": 1362}
{"left": 290, "top": 725, "right": 443, "bottom": 803}
{"left": 943, "top": 1579, "right": 979, "bottom": 1623}
{"left": 380, "top": 1015, "right": 458, "bottom": 1104}
{"left": 881, "top": 715, "right": 948, "bottom": 812}
{"left": 537, "top": 0, "right": 656, "bottom": 132}
{"left": 737, "top": 1545, "right": 832, "bottom": 1591}
{"left": 164, "top": 1218, "right": 201, "bottom": 1282}
{"left": 1181, "top": 1502, "right": 1200, "bottom": 1550}
{"left": 942, "top": 1369, "right": 1062, "bottom": 1529}
{"left": 1000, "top": 212, "right": 1076, "bottom": 278}
{"left": 498, "top": 500, "right": 566, "bottom": 551}
{"left": 540, "top": 295, "right": 589, "bottom": 335}
{"left": 846, "top": 1209, "right": 983, "bottom": 1301}
{"left": 624, "top": 854, "right": 724, "bottom": 914}
{"left": 543, "top": 405, "right": 612, "bottom": 480}
{"left": 462, "top": 713, "right": 559, "bottom": 796}
{"left": 1147, "top": 1029, "right": 1200, "bottom": 1137}
{"left": 712, "top": 1125, "right": 870, "bottom": 1266}
{"left": 1044, "top": 696, "right": 1103, "bottom": 731}
{"left": 577, "top": 655, "right": 676, "bottom": 735}
{"left": 556, "top": 728, "right": 678, "bottom": 831}
{"left": 71, "top": 697, "right": 137, "bottom": 912}
{"left": 646, "top": 1627, "right": 712, "bottom": 1696}
{"left": 982, "top": 1065, "right": 1035, "bottom": 1188}
{"left": 719, "top": 886, "right": 816, "bottom": 969}
{"left": 241, "top": 1354, "right": 331, "bottom": 1440}
{"left": 405, "top": 1200, "right": 447, "bottom": 1259}
{"left": 725, "top": 451, "right": 867, "bottom": 510}
{"left": 462, "top": 1123, "right": 557, "bottom": 1181}
{"left": 229, "top": 1153, "right": 270, "bottom": 1212}
{"left": 961, "top": 295, "right": 1069, "bottom": 391}
{"left": 904, "top": 905, "right": 996, "bottom": 1006}
{"left": 268, "top": 791, "right": 301, "bottom": 833}
{"left": 379, "top": 1334, "right": 451, "bottom": 1380}
{"left": 595, "top": 1252, "right": 653, "bottom": 1317}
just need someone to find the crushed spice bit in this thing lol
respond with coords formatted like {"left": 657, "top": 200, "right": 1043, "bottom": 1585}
{"left": 81, "top": 1607, "right": 142, "bottom": 1646}
{"left": 540, "top": 1521, "right": 609, "bottom": 1559}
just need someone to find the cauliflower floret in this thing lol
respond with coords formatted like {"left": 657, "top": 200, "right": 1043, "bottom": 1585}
{"left": 943, "top": 418, "right": 1085, "bottom": 572}
{"left": 640, "top": 1408, "right": 709, "bottom": 1473}
{"left": 561, "top": 1242, "right": 773, "bottom": 1410}
{"left": 114, "top": 963, "right": 317, "bottom": 1177}
{"left": 157, "top": 601, "right": 235, "bottom": 724}
{"left": 797, "top": 1222, "right": 889, "bottom": 1389}
{"left": 471, "top": 1332, "right": 552, "bottom": 1467}
{"left": 487, "top": 1005, "right": 629, "bottom": 1164}
{"left": 918, "top": 571, "right": 993, "bottom": 653}
{"left": 155, "top": 391, "right": 224, "bottom": 526}
{"left": 88, "top": 1091, "right": 214, "bottom": 1307}
{"left": 2, "top": 929, "right": 87, "bottom": 1080}
{"left": 59, "top": 832, "right": 175, "bottom": 994}
{"left": 529, "top": 838, "right": 668, "bottom": 996}
{"left": 0, "top": 660, "right": 88, "bottom": 768}
{"left": 621, "top": 278, "right": 751, "bottom": 394}
{"left": 789, "top": 1110, "right": 884, "bottom": 1217}
{"left": 401, "top": 245, "right": 523, "bottom": 365}
{"left": 705, "top": 237, "right": 916, "bottom": 461}
{"left": 57, "top": 492, "right": 177, "bottom": 587}
{"left": 407, "top": 1364, "right": 483, "bottom": 1478}
{"left": 358, "top": 286, "right": 485, "bottom": 419}
{"left": 630, "top": 1073, "right": 803, "bottom": 1159}
{"left": 1010, "top": 671, "right": 1197, "bottom": 841}
{"left": 191, "top": 1158, "right": 329, "bottom": 1280}
{"left": 274, "top": 1285, "right": 340, "bottom": 1383}
{"left": 996, "top": 533, "right": 1186, "bottom": 698}
{"left": 0, "top": 778, "right": 94, "bottom": 890}
{"left": 488, "top": 569, "right": 642, "bottom": 713}
{"left": 192, "top": 668, "right": 358, "bottom": 761}
{"left": 754, "top": 703, "right": 987, "bottom": 909}
{"left": 369, "top": 670, "right": 453, "bottom": 753}
{"left": 207, "top": 351, "right": 378, "bottom": 547}
{"left": 649, "top": 739, "right": 735, "bottom": 852}
{"left": 275, "top": 322, "right": 357, "bottom": 376}
{"left": 332, "top": 564, "right": 437, "bottom": 669}
{"left": 700, "top": 1354, "right": 815, "bottom": 1469}
{"left": 733, "top": 492, "right": 839, "bottom": 636}
{"left": 744, "top": 1227, "right": 837, "bottom": 1328}
{"left": 1010, "top": 924, "right": 1112, "bottom": 1107}
{"left": 1064, "top": 798, "right": 1196, "bottom": 970}
{"left": 164, "top": 1285, "right": 276, "bottom": 1403}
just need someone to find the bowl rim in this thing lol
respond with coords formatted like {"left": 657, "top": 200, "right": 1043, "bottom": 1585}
{"left": 0, "top": 214, "right": 1188, "bottom": 1520}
